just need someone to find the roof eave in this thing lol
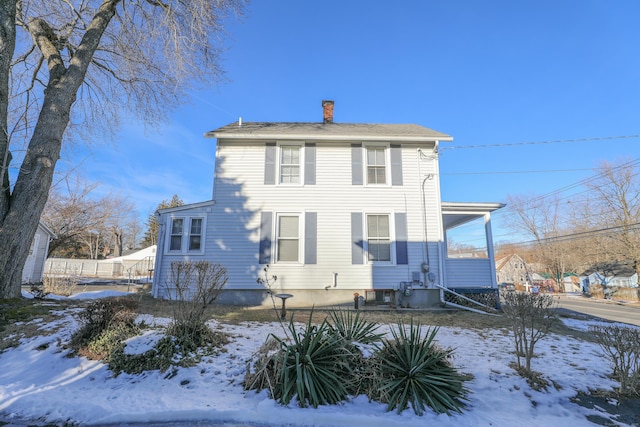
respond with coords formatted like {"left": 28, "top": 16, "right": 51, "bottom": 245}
{"left": 205, "top": 132, "right": 452, "bottom": 142}
{"left": 441, "top": 202, "right": 506, "bottom": 212}
{"left": 157, "top": 200, "right": 216, "bottom": 214}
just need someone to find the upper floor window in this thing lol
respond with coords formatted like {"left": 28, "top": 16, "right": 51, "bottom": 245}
{"left": 168, "top": 216, "right": 205, "bottom": 253}
{"left": 276, "top": 214, "right": 300, "bottom": 262}
{"left": 352, "top": 144, "right": 402, "bottom": 186}
{"left": 367, "top": 214, "right": 391, "bottom": 262}
{"left": 280, "top": 145, "right": 301, "bottom": 184}
{"left": 265, "top": 143, "right": 316, "bottom": 186}
{"left": 366, "top": 147, "right": 387, "bottom": 184}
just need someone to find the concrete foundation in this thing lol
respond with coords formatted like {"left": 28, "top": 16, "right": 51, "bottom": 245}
{"left": 213, "top": 288, "right": 443, "bottom": 309}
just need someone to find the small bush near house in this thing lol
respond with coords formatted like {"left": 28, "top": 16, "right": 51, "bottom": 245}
{"left": 327, "top": 308, "right": 384, "bottom": 345}
{"left": 70, "top": 297, "right": 139, "bottom": 356}
{"left": 244, "top": 309, "right": 469, "bottom": 416}
{"left": 243, "top": 308, "right": 377, "bottom": 402}
{"left": 70, "top": 294, "right": 228, "bottom": 375}
{"left": 273, "top": 314, "right": 353, "bottom": 408}
{"left": 615, "top": 287, "right": 640, "bottom": 302}
{"left": 501, "top": 291, "right": 557, "bottom": 384}
{"left": 27, "top": 282, "right": 49, "bottom": 299}
{"left": 366, "top": 321, "right": 469, "bottom": 415}
{"left": 43, "top": 273, "right": 78, "bottom": 297}
{"left": 165, "top": 261, "right": 228, "bottom": 349}
{"left": 244, "top": 310, "right": 363, "bottom": 408}
{"left": 590, "top": 324, "right": 640, "bottom": 398}
{"left": 242, "top": 337, "right": 283, "bottom": 396}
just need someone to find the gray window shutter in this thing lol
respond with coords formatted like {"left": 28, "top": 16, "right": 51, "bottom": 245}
{"left": 351, "top": 144, "right": 363, "bottom": 185}
{"left": 305, "top": 212, "right": 317, "bottom": 264}
{"left": 390, "top": 144, "right": 403, "bottom": 186}
{"left": 395, "top": 212, "right": 408, "bottom": 265}
{"left": 304, "top": 143, "right": 316, "bottom": 185}
{"left": 264, "top": 143, "right": 276, "bottom": 185}
{"left": 259, "top": 211, "right": 272, "bottom": 264}
{"left": 351, "top": 212, "right": 364, "bottom": 264}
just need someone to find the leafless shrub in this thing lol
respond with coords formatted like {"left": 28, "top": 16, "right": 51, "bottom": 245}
{"left": 43, "top": 273, "right": 78, "bottom": 297}
{"left": 243, "top": 337, "right": 282, "bottom": 395}
{"left": 502, "top": 292, "right": 558, "bottom": 376}
{"left": 165, "top": 261, "right": 228, "bottom": 350}
{"left": 589, "top": 324, "right": 640, "bottom": 397}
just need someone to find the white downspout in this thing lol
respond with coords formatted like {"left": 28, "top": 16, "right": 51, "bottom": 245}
{"left": 151, "top": 213, "right": 165, "bottom": 298}
{"left": 432, "top": 141, "right": 446, "bottom": 294}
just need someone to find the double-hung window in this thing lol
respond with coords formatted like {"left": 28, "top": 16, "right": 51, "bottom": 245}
{"left": 280, "top": 145, "right": 301, "bottom": 184}
{"left": 168, "top": 217, "right": 205, "bottom": 253}
{"left": 366, "top": 147, "right": 387, "bottom": 185}
{"left": 189, "top": 218, "right": 203, "bottom": 251}
{"left": 367, "top": 214, "right": 391, "bottom": 262}
{"left": 170, "top": 218, "right": 183, "bottom": 251}
{"left": 276, "top": 214, "right": 300, "bottom": 262}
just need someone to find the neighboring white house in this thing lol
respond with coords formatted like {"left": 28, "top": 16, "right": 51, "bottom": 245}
{"left": 151, "top": 101, "right": 504, "bottom": 307}
{"left": 22, "top": 222, "right": 56, "bottom": 283}
{"left": 495, "top": 254, "right": 530, "bottom": 288}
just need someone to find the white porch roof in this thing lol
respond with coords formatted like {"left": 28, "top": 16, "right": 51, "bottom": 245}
{"left": 441, "top": 202, "right": 505, "bottom": 230}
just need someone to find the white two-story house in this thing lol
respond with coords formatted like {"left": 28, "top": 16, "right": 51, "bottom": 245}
{"left": 151, "top": 101, "right": 504, "bottom": 308}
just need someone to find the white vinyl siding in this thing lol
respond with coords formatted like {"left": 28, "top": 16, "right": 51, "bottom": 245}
{"left": 156, "top": 140, "right": 445, "bottom": 294}
{"left": 444, "top": 258, "right": 494, "bottom": 288}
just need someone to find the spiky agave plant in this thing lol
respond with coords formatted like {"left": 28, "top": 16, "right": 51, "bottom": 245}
{"left": 272, "top": 312, "right": 354, "bottom": 408}
{"left": 326, "top": 307, "right": 384, "bottom": 345}
{"left": 369, "top": 320, "right": 469, "bottom": 415}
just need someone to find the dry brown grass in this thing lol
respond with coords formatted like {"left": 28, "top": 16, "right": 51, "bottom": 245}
{"left": 1, "top": 293, "right": 597, "bottom": 352}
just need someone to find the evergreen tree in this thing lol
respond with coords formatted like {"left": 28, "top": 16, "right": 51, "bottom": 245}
{"left": 141, "top": 195, "right": 184, "bottom": 247}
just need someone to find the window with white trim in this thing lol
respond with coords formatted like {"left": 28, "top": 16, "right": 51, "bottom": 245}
{"left": 169, "top": 218, "right": 183, "bottom": 251}
{"left": 366, "top": 214, "right": 391, "bottom": 262}
{"left": 189, "top": 218, "right": 203, "bottom": 251}
{"left": 167, "top": 216, "right": 205, "bottom": 253}
{"left": 280, "top": 145, "right": 301, "bottom": 184}
{"left": 276, "top": 214, "right": 300, "bottom": 262}
{"left": 366, "top": 146, "right": 387, "bottom": 184}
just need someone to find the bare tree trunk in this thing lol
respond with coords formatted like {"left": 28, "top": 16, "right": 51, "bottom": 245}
{"left": 0, "top": 0, "right": 16, "bottom": 219}
{"left": 0, "top": 0, "right": 120, "bottom": 298}
{"left": 113, "top": 228, "right": 123, "bottom": 257}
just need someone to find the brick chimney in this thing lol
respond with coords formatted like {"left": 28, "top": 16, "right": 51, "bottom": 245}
{"left": 322, "top": 100, "right": 334, "bottom": 124}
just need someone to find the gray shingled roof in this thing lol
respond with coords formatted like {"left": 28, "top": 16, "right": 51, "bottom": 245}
{"left": 205, "top": 122, "right": 452, "bottom": 142}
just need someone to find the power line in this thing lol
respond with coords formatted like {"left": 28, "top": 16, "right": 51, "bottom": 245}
{"left": 440, "top": 134, "right": 640, "bottom": 151}
{"left": 442, "top": 168, "right": 593, "bottom": 176}
{"left": 513, "top": 222, "right": 640, "bottom": 247}
{"left": 493, "top": 157, "right": 640, "bottom": 216}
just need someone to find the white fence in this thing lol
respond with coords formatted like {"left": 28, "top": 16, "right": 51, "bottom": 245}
{"left": 45, "top": 257, "right": 155, "bottom": 279}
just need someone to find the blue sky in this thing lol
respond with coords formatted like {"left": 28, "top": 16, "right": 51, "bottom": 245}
{"left": 65, "top": 1, "right": 640, "bottom": 243}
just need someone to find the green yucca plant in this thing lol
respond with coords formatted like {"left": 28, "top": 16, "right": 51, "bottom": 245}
{"left": 326, "top": 307, "right": 384, "bottom": 345}
{"left": 369, "top": 320, "right": 469, "bottom": 415}
{"left": 272, "top": 313, "right": 353, "bottom": 408}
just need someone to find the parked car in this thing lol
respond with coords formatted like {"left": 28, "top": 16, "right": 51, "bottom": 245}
{"left": 498, "top": 283, "right": 515, "bottom": 291}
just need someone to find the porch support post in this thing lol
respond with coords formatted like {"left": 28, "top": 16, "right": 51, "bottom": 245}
{"left": 484, "top": 212, "right": 498, "bottom": 288}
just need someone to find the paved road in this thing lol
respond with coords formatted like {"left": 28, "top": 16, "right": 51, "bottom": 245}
{"left": 556, "top": 295, "right": 640, "bottom": 326}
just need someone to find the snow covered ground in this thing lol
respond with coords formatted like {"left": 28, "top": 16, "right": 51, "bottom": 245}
{"left": 0, "top": 290, "right": 636, "bottom": 426}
